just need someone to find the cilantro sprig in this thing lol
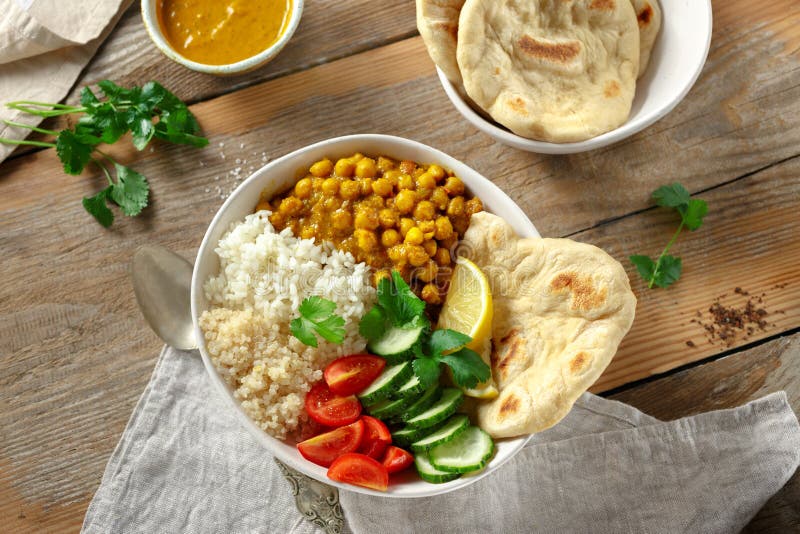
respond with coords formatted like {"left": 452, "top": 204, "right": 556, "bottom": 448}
{"left": 0, "top": 80, "right": 208, "bottom": 227}
{"left": 630, "top": 183, "right": 708, "bottom": 289}
{"left": 290, "top": 297, "right": 346, "bottom": 348}
{"left": 359, "top": 271, "right": 490, "bottom": 389}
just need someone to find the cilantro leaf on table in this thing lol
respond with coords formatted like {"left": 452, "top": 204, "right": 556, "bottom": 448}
{"left": 0, "top": 79, "right": 207, "bottom": 227}
{"left": 630, "top": 183, "right": 707, "bottom": 289}
{"left": 290, "top": 297, "right": 346, "bottom": 347}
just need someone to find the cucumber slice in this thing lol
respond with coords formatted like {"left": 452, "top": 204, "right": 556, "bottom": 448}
{"left": 399, "top": 386, "right": 442, "bottom": 422}
{"left": 410, "top": 414, "right": 470, "bottom": 452}
{"left": 391, "top": 425, "right": 431, "bottom": 448}
{"left": 415, "top": 450, "right": 461, "bottom": 484}
{"left": 404, "top": 388, "right": 463, "bottom": 429}
{"left": 368, "top": 325, "right": 424, "bottom": 362}
{"left": 429, "top": 426, "right": 494, "bottom": 474}
{"left": 393, "top": 374, "right": 426, "bottom": 399}
{"left": 357, "top": 362, "right": 412, "bottom": 405}
{"left": 366, "top": 390, "right": 422, "bottom": 420}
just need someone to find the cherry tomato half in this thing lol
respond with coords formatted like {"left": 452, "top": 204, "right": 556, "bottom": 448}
{"left": 359, "top": 415, "right": 392, "bottom": 460}
{"left": 305, "top": 381, "right": 361, "bottom": 427}
{"left": 327, "top": 453, "right": 389, "bottom": 491}
{"left": 382, "top": 446, "right": 414, "bottom": 474}
{"left": 324, "top": 354, "right": 386, "bottom": 396}
{"left": 297, "top": 419, "right": 365, "bottom": 467}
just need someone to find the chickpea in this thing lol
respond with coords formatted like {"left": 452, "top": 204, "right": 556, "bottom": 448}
{"left": 355, "top": 158, "right": 378, "bottom": 179}
{"left": 434, "top": 247, "right": 451, "bottom": 266}
{"left": 322, "top": 177, "right": 340, "bottom": 196}
{"left": 300, "top": 226, "right": 316, "bottom": 240}
{"left": 416, "top": 260, "right": 438, "bottom": 283}
{"left": 279, "top": 196, "right": 303, "bottom": 216}
{"left": 310, "top": 159, "right": 333, "bottom": 178}
{"left": 399, "top": 217, "right": 415, "bottom": 237}
{"left": 354, "top": 208, "right": 380, "bottom": 230}
{"left": 447, "top": 196, "right": 465, "bottom": 217}
{"left": 323, "top": 196, "right": 342, "bottom": 211}
{"left": 444, "top": 176, "right": 465, "bottom": 196}
{"left": 465, "top": 197, "right": 484, "bottom": 216}
{"left": 377, "top": 156, "right": 396, "bottom": 172}
{"left": 372, "top": 177, "right": 393, "bottom": 197}
{"left": 407, "top": 245, "right": 429, "bottom": 267}
{"left": 340, "top": 179, "right": 360, "bottom": 200}
{"left": 430, "top": 187, "right": 449, "bottom": 210}
{"left": 334, "top": 158, "right": 356, "bottom": 177}
{"left": 331, "top": 210, "right": 353, "bottom": 231}
{"left": 416, "top": 187, "right": 433, "bottom": 201}
{"left": 358, "top": 178, "right": 373, "bottom": 196}
{"left": 312, "top": 177, "right": 324, "bottom": 191}
{"left": 387, "top": 244, "right": 408, "bottom": 264}
{"left": 453, "top": 215, "right": 469, "bottom": 235}
{"left": 395, "top": 190, "right": 416, "bottom": 214}
{"left": 350, "top": 152, "right": 365, "bottom": 162}
{"left": 399, "top": 160, "right": 416, "bottom": 175}
{"left": 294, "top": 178, "right": 313, "bottom": 199}
{"left": 381, "top": 228, "right": 401, "bottom": 247}
{"left": 423, "top": 239, "right": 438, "bottom": 256}
{"left": 378, "top": 208, "right": 399, "bottom": 228}
{"left": 373, "top": 270, "right": 391, "bottom": 285}
{"left": 404, "top": 226, "right": 424, "bottom": 246}
{"left": 421, "top": 283, "right": 441, "bottom": 304}
{"left": 413, "top": 200, "right": 436, "bottom": 221}
{"left": 398, "top": 174, "right": 415, "bottom": 190}
{"left": 428, "top": 164, "right": 446, "bottom": 182}
{"left": 269, "top": 211, "right": 286, "bottom": 228}
{"left": 416, "top": 172, "right": 436, "bottom": 190}
{"left": 434, "top": 216, "right": 454, "bottom": 240}
{"left": 417, "top": 220, "right": 435, "bottom": 240}
{"left": 354, "top": 229, "right": 378, "bottom": 251}
{"left": 383, "top": 169, "right": 401, "bottom": 187}
{"left": 255, "top": 200, "right": 271, "bottom": 212}
{"left": 439, "top": 235, "right": 458, "bottom": 251}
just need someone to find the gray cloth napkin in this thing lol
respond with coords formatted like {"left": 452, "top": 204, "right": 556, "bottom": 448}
{"left": 82, "top": 346, "right": 800, "bottom": 533}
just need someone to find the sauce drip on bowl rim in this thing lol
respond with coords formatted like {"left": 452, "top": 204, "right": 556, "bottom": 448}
{"left": 157, "top": 0, "right": 293, "bottom": 66}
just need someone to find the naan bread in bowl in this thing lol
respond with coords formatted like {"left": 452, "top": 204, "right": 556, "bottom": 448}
{"left": 416, "top": 0, "right": 466, "bottom": 88}
{"left": 456, "top": 0, "right": 640, "bottom": 143}
{"left": 632, "top": 0, "right": 662, "bottom": 77}
{"left": 460, "top": 213, "right": 636, "bottom": 438}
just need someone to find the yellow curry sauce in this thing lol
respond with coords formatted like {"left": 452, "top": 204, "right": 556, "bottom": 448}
{"left": 257, "top": 154, "right": 484, "bottom": 304}
{"left": 157, "top": 0, "right": 292, "bottom": 65}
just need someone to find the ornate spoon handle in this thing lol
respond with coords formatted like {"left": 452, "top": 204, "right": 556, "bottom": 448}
{"left": 275, "top": 459, "right": 345, "bottom": 534}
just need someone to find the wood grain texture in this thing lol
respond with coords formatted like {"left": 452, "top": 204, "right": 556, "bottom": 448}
{"left": 610, "top": 334, "right": 800, "bottom": 532}
{"left": 1, "top": 0, "right": 799, "bottom": 531}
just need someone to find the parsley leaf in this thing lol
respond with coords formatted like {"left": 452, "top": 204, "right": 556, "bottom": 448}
{"left": 440, "top": 348, "right": 491, "bottom": 389}
{"left": 109, "top": 164, "right": 149, "bottom": 216}
{"left": 630, "top": 183, "right": 707, "bottom": 289}
{"left": 412, "top": 357, "right": 441, "bottom": 389}
{"left": 290, "top": 297, "right": 346, "bottom": 347}
{"left": 56, "top": 130, "right": 94, "bottom": 175}
{"left": 82, "top": 187, "right": 114, "bottom": 228}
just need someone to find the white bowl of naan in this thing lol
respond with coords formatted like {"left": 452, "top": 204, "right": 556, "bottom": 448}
{"left": 418, "top": 0, "right": 713, "bottom": 154}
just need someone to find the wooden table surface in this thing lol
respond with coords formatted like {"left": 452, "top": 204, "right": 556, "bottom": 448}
{"left": 1, "top": 0, "right": 799, "bottom": 531}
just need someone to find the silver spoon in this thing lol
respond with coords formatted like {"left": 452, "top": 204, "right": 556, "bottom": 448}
{"left": 131, "top": 244, "right": 345, "bottom": 534}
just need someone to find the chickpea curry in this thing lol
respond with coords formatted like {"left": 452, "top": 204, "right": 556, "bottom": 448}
{"left": 256, "top": 153, "right": 484, "bottom": 304}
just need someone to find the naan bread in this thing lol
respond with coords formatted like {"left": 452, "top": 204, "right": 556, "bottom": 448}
{"left": 457, "top": 0, "right": 640, "bottom": 143}
{"left": 461, "top": 213, "right": 636, "bottom": 438}
{"left": 416, "top": 0, "right": 466, "bottom": 87}
{"left": 632, "top": 0, "right": 661, "bottom": 77}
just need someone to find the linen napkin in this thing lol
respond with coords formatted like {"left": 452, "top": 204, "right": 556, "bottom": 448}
{"left": 0, "top": 0, "right": 130, "bottom": 163}
{"left": 82, "top": 346, "right": 800, "bottom": 533}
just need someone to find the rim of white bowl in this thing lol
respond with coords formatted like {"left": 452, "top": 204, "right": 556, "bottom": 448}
{"left": 191, "top": 134, "right": 538, "bottom": 498}
{"left": 140, "top": 0, "right": 304, "bottom": 75}
{"left": 437, "top": 0, "right": 713, "bottom": 154}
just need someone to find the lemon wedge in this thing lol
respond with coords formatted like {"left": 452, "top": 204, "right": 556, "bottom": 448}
{"left": 437, "top": 257, "right": 496, "bottom": 399}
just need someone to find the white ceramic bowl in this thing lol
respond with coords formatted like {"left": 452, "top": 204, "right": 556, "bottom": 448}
{"left": 191, "top": 134, "right": 539, "bottom": 497}
{"left": 439, "top": 0, "right": 713, "bottom": 154}
{"left": 141, "top": 0, "right": 303, "bottom": 75}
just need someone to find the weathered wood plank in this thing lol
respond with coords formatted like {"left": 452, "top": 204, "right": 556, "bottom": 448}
{"left": 610, "top": 334, "right": 800, "bottom": 532}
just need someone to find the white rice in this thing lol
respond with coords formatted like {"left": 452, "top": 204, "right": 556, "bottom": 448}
{"left": 199, "top": 211, "right": 375, "bottom": 439}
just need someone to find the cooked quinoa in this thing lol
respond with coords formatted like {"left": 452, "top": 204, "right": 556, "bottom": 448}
{"left": 200, "top": 212, "right": 375, "bottom": 440}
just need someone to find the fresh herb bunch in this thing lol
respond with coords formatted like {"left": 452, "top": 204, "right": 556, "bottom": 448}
{"left": 360, "top": 272, "right": 490, "bottom": 389}
{"left": 290, "top": 296, "right": 347, "bottom": 348}
{"left": 630, "top": 183, "right": 708, "bottom": 289}
{"left": 0, "top": 80, "right": 208, "bottom": 227}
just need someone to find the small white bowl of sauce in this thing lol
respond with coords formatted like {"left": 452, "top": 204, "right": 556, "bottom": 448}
{"left": 141, "top": 0, "right": 303, "bottom": 75}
